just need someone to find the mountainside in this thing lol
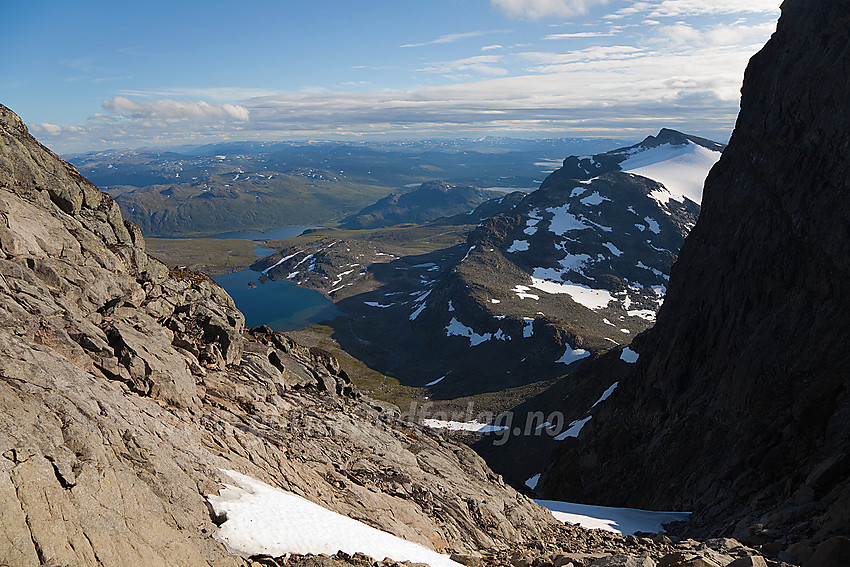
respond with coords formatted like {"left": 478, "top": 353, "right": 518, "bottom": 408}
{"left": 107, "top": 168, "right": 393, "bottom": 237}
{"left": 0, "top": 103, "right": 584, "bottom": 566}
{"left": 339, "top": 180, "right": 491, "bottom": 229}
{"left": 255, "top": 130, "right": 717, "bottom": 403}
{"left": 542, "top": 1, "right": 850, "bottom": 563}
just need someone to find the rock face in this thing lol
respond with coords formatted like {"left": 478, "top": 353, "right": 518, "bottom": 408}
{"left": 0, "top": 103, "right": 567, "bottom": 566}
{"left": 543, "top": 0, "right": 850, "bottom": 559}
{"left": 340, "top": 180, "right": 490, "bottom": 229}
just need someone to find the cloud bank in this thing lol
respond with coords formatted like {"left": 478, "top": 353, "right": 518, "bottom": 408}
{"left": 101, "top": 96, "right": 249, "bottom": 121}
{"left": 491, "top": 0, "right": 612, "bottom": 19}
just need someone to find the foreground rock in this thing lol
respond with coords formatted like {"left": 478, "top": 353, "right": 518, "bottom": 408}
{"left": 0, "top": 103, "right": 568, "bottom": 566}
{"left": 245, "top": 534, "right": 778, "bottom": 567}
{"left": 542, "top": 1, "right": 850, "bottom": 564}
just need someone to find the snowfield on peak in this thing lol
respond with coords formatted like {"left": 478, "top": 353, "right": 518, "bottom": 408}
{"left": 620, "top": 141, "right": 721, "bottom": 205}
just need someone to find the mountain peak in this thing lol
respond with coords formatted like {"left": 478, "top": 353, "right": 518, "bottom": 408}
{"left": 542, "top": 128, "right": 724, "bottom": 205}
{"left": 646, "top": 128, "right": 690, "bottom": 146}
{"left": 639, "top": 128, "right": 726, "bottom": 152}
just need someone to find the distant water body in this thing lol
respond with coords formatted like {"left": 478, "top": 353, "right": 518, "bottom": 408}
{"left": 204, "top": 225, "right": 318, "bottom": 240}
{"left": 214, "top": 270, "right": 338, "bottom": 332}
{"left": 208, "top": 225, "right": 338, "bottom": 331}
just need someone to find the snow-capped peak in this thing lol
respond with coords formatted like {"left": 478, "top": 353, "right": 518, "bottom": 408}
{"left": 619, "top": 140, "right": 722, "bottom": 205}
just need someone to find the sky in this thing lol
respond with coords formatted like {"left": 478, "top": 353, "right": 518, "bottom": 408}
{"left": 2, "top": 0, "right": 782, "bottom": 153}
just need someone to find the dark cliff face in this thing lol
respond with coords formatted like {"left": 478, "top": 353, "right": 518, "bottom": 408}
{"left": 543, "top": 0, "right": 850, "bottom": 553}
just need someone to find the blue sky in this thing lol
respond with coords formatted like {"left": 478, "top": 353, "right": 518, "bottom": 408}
{"left": 2, "top": 0, "right": 781, "bottom": 153}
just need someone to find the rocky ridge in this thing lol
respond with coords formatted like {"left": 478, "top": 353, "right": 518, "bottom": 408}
{"left": 541, "top": 1, "right": 850, "bottom": 565}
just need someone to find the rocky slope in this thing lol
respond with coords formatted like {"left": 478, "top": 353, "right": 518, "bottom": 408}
{"left": 542, "top": 1, "right": 850, "bottom": 564}
{"left": 0, "top": 103, "right": 578, "bottom": 566}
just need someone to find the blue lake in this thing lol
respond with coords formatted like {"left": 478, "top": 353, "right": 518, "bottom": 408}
{"left": 204, "top": 225, "right": 318, "bottom": 240}
{"left": 209, "top": 225, "right": 338, "bottom": 331}
{"left": 214, "top": 269, "right": 339, "bottom": 332}
{"left": 253, "top": 246, "right": 275, "bottom": 257}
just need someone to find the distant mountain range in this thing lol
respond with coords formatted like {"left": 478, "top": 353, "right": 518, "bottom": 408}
{"left": 340, "top": 180, "right": 492, "bottom": 229}
{"left": 67, "top": 138, "right": 628, "bottom": 236}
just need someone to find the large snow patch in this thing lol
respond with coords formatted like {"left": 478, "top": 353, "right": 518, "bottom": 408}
{"left": 208, "top": 469, "right": 461, "bottom": 566}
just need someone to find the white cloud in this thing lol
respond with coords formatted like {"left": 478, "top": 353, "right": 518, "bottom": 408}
{"left": 420, "top": 55, "right": 508, "bottom": 76}
{"left": 29, "top": 123, "right": 85, "bottom": 137}
{"left": 658, "top": 23, "right": 701, "bottom": 45}
{"left": 101, "top": 96, "right": 249, "bottom": 121}
{"left": 544, "top": 31, "right": 616, "bottom": 39}
{"left": 650, "top": 21, "right": 777, "bottom": 49}
{"left": 481, "top": 44, "right": 503, "bottom": 51}
{"left": 87, "top": 113, "right": 117, "bottom": 122}
{"left": 30, "top": 123, "right": 63, "bottom": 135}
{"left": 521, "top": 46, "right": 645, "bottom": 69}
{"left": 116, "top": 87, "right": 276, "bottom": 101}
{"left": 607, "top": 0, "right": 780, "bottom": 19}
{"left": 401, "top": 30, "right": 502, "bottom": 48}
{"left": 492, "top": 0, "right": 611, "bottom": 19}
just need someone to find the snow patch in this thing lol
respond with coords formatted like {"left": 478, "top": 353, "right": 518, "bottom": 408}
{"left": 409, "top": 303, "right": 427, "bottom": 321}
{"left": 602, "top": 242, "right": 623, "bottom": 257}
{"left": 460, "top": 245, "right": 476, "bottom": 262}
{"left": 546, "top": 204, "right": 591, "bottom": 234}
{"left": 591, "top": 382, "right": 619, "bottom": 408}
{"left": 627, "top": 309, "right": 656, "bottom": 321}
{"left": 512, "top": 285, "right": 539, "bottom": 301}
{"left": 262, "top": 252, "right": 299, "bottom": 275}
{"left": 445, "top": 317, "right": 491, "bottom": 346}
{"left": 535, "top": 499, "right": 691, "bottom": 536}
{"left": 643, "top": 216, "right": 661, "bottom": 234}
{"left": 208, "top": 470, "right": 461, "bottom": 566}
{"left": 580, "top": 191, "right": 609, "bottom": 207}
{"left": 555, "top": 343, "right": 590, "bottom": 365}
{"left": 620, "top": 348, "right": 639, "bottom": 363}
{"left": 530, "top": 277, "right": 613, "bottom": 310}
{"left": 554, "top": 416, "right": 592, "bottom": 440}
{"left": 426, "top": 375, "right": 446, "bottom": 386}
{"left": 525, "top": 474, "right": 541, "bottom": 490}
{"left": 507, "top": 240, "right": 530, "bottom": 253}
{"left": 636, "top": 261, "right": 669, "bottom": 281}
